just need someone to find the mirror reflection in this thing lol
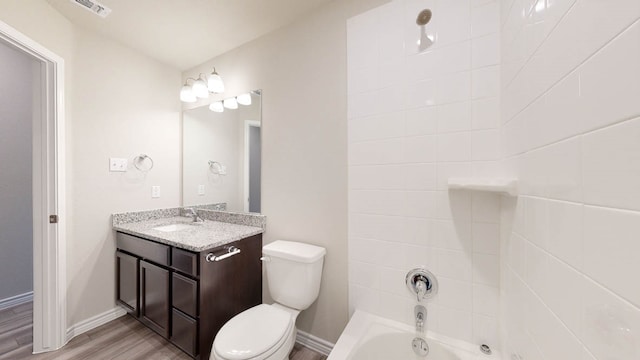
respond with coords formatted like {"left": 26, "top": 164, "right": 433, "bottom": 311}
{"left": 182, "top": 90, "right": 261, "bottom": 213}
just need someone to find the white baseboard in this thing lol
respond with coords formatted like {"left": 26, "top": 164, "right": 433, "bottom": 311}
{"left": 296, "top": 330, "right": 334, "bottom": 356}
{"left": 0, "top": 291, "right": 33, "bottom": 311}
{"left": 66, "top": 306, "right": 127, "bottom": 341}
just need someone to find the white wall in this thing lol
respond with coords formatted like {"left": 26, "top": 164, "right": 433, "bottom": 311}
{"left": 0, "top": 41, "right": 36, "bottom": 301}
{"left": 183, "top": 0, "right": 389, "bottom": 343}
{"left": 347, "top": 0, "right": 502, "bottom": 349}
{"left": 0, "top": 0, "right": 182, "bottom": 328}
{"left": 500, "top": 0, "right": 640, "bottom": 359}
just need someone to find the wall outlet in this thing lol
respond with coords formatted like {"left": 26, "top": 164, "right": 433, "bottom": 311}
{"left": 109, "top": 158, "right": 128, "bottom": 172}
{"left": 151, "top": 186, "right": 160, "bottom": 198}
{"left": 198, "top": 185, "right": 205, "bottom": 195}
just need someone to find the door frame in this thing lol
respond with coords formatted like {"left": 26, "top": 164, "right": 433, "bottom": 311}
{"left": 243, "top": 120, "right": 260, "bottom": 212}
{"left": 0, "top": 21, "right": 67, "bottom": 353}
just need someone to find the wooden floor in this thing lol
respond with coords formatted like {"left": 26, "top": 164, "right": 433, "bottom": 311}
{"left": 0, "top": 302, "right": 327, "bottom": 360}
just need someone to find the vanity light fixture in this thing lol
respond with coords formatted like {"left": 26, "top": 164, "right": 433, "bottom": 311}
{"left": 207, "top": 68, "right": 225, "bottom": 93}
{"left": 209, "top": 101, "right": 224, "bottom": 113}
{"left": 192, "top": 76, "right": 209, "bottom": 99}
{"left": 180, "top": 80, "right": 197, "bottom": 103}
{"left": 180, "top": 67, "right": 225, "bottom": 102}
{"left": 236, "top": 93, "right": 252, "bottom": 106}
{"left": 223, "top": 97, "right": 238, "bottom": 110}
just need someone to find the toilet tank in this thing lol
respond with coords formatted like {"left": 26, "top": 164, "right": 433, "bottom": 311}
{"left": 263, "top": 240, "right": 326, "bottom": 310}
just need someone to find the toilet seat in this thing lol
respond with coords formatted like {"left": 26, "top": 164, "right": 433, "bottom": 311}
{"left": 213, "top": 304, "right": 295, "bottom": 360}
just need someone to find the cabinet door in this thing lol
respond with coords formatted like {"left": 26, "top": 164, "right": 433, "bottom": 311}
{"left": 139, "top": 260, "right": 170, "bottom": 338}
{"left": 116, "top": 251, "right": 139, "bottom": 316}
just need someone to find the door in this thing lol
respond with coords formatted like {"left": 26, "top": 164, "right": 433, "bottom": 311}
{"left": 116, "top": 251, "right": 138, "bottom": 316}
{"left": 248, "top": 124, "right": 261, "bottom": 213}
{"left": 139, "top": 260, "right": 170, "bottom": 338}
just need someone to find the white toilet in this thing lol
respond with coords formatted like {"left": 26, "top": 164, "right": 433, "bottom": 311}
{"left": 211, "top": 240, "right": 326, "bottom": 360}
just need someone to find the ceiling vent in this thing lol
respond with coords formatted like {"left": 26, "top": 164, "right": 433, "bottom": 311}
{"left": 71, "top": 0, "right": 112, "bottom": 18}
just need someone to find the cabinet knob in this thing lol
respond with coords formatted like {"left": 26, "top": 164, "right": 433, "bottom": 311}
{"left": 206, "top": 246, "right": 241, "bottom": 262}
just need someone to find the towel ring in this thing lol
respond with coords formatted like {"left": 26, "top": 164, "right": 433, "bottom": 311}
{"left": 208, "top": 160, "right": 226, "bottom": 175}
{"left": 134, "top": 154, "right": 154, "bottom": 172}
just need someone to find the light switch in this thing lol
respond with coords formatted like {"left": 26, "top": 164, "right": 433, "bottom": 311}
{"left": 151, "top": 186, "right": 160, "bottom": 198}
{"left": 109, "top": 158, "right": 128, "bottom": 172}
{"left": 198, "top": 185, "right": 205, "bottom": 195}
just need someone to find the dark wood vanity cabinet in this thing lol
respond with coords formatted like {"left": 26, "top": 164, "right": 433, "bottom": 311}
{"left": 116, "top": 232, "right": 262, "bottom": 359}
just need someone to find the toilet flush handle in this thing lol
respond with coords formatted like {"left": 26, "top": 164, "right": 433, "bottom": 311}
{"left": 260, "top": 256, "right": 271, "bottom": 262}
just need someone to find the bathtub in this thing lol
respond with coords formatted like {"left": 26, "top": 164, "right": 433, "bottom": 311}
{"left": 328, "top": 310, "right": 500, "bottom": 360}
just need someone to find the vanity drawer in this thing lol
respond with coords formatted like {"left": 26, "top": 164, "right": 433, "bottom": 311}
{"left": 171, "top": 308, "right": 198, "bottom": 357}
{"left": 172, "top": 247, "right": 199, "bottom": 277}
{"left": 172, "top": 272, "right": 198, "bottom": 318}
{"left": 117, "top": 232, "right": 170, "bottom": 266}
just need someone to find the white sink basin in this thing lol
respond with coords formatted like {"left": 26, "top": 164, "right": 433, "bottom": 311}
{"left": 153, "top": 224, "right": 195, "bottom": 232}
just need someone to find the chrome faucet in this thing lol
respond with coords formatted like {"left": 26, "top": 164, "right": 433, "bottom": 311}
{"left": 184, "top": 208, "right": 203, "bottom": 223}
{"left": 415, "top": 279, "right": 427, "bottom": 302}
{"left": 415, "top": 304, "right": 426, "bottom": 333}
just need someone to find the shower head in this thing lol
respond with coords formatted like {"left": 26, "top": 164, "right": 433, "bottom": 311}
{"left": 416, "top": 9, "right": 432, "bottom": 26}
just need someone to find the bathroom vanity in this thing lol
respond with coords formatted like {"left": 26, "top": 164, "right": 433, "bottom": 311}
{"left": 113, "top": 209, "right": 265, "bottom": 359}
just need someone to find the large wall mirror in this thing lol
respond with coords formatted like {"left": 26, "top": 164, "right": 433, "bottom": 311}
{"left": 182, "top": 90, "right": 261, "bottom": 213}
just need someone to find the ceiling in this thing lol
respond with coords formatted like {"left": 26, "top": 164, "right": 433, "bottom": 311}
{"left": 46, "top": 0, "right": 334, "bottom": 70}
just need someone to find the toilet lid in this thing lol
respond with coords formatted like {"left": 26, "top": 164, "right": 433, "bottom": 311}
{"left": 214, "top": 304, "right": 293, "bottom": 360}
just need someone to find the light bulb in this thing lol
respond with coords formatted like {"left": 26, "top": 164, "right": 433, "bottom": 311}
{"left": 223, "top": 98, "right": 238, "bottom": 109}
{"left": 237, "top": 93, "right": 252, "bottom": 106}
{"left": 192, "top": 77, "right": 209, "bottom": 99}
{"left": 207, "top": 70, "right": 225, "bottom": 93}
{"left": 209, "top": 101, "right": 224, "bottom": 113}
{"left": 180, "top": 85, "right": 196, "bottom": 103}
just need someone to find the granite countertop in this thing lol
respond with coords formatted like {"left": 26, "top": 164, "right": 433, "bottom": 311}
{"left": 113, "top": 216, "right": 263, "bottom": 252}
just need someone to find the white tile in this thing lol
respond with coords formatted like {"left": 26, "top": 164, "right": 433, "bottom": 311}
{"left": 406, "top": 79, "right": 437, "bottom": 108}
{"left": 472, "top": 129, "right": 501, "bottom": 160}
{"left": 379, "top": 267, "right": 408, "bottom": 296}
{"left": 472, "top": 97, "right": 500, "bottom": 129}
{"left": 349, "top": 214, "right": 406, "bottom": 242}
{"left": 583, "top": 118, "right": 640, "bottom": 212}
{"left": 348, "top": 112, "right": 405, "bottom": 142}
{"left": 472, "top": 65, "right": 500, "bottom": 99}
{"left": 435, "top": 0, "right": 472, "bottom": 46}
{"left": 472, "top": 33, "right": 500, "bottom": 68}
{"left": 349, "top": 138, "right": 403, "bottom": 165}
{"left": 438, "top": 277, "right": 473, "bottom": 311}
{"left": 405, "top": 191, "right": 437, "bottom": 218}
{"left": 403, "top": 135, "right": 437, "bottom": 163}
{"left": 473, "top": 284, "right": 499, "bottom": 317}
{"left": 583, "top": 206, "right": 640, "bottom": 308}
{"left": 350, "top": 261, "right": 381, "bottom": 289}
{"left": 405, "top": 50, "right": 439, "bottom": 82}
{"left": 547, "top": 200, "right": 583, "bottom": 270}
{"left": 438, "top": 249, "right": 473, "bottom": 282}
{"left": 472, "top": 192, "right": 501, "bottom": 223}
{"left": 523, "top": 196, "right": 549, "bottom": 250}
{"left": 471, "top": 1, "right": 500, "bottom": 37}
{"left": 437, "top": 132, "right": 472, "bottom": 162}
{"left": 403, "top": 163, "right": 437, "bottom": 190}
{"left": 406, "top": 106, "right": 438, "bottom": 136}
{"left": 472, "top": 222, "right": 500, "bottom": 254}
{"left": 349, "top": 190, "right": 405, "bottom": 216}
{"left": 437, "top": 41, "right": 472, "bottom": 74}
{"left": 437, "top": 306, "right": 473, "bottom": 342}
{"left": 507, "top": 232, "right": 526, "bottom": 278}
{"left": 582, "top": 276, "right": 640, "bottom": 360}
{"left": 435, "top": 189, "right": 472, "bottom": 221}
{"left": 436, "top": 71, "right": 472, "bottom": 104}
{"left": 405, "top": 217, "right": 432, "bottom": 246}
{"left": 349, "top": 165, "right": 404, "bottom": 190}
{"left": 404, "top": 243, "right": 438, "bottom": 270}
{"left": 436, "top": 162, "right": 473, "bottom": 190}
{"left": 434, "top": 220, "right": 473, "bottom": 251}
{"left": 543, "top": 255, "right": 584, "bottom": 336}
{"left": 473, "top": 253, "right": 499, "bottom": 287}
{"left": 437, "top": 101, "right": 472, "bottom": 133}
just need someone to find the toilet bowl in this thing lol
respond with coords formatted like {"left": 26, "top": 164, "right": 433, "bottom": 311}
{"left": 211, "top": 240, "right": 326, "bottom": 360}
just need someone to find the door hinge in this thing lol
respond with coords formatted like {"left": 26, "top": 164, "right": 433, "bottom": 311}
{"left": 49, "top": 215, "right": 58, "bottom": 224}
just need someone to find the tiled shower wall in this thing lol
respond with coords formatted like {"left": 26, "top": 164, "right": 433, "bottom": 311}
{"left": 500, "top": 0, "right": 640, "bottom": 359}
{"left": 347, "top": 0, "right": 503, "bottom": 348}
